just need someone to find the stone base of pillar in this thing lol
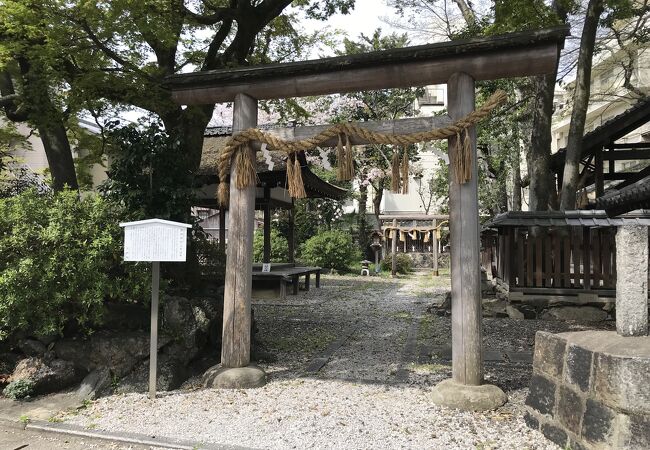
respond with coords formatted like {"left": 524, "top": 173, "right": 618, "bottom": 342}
{"left": 431, "top": 379, "right": 507, "bottom": 411}
{"left": 202, "top": 364, "right": 266, "bottom": 389}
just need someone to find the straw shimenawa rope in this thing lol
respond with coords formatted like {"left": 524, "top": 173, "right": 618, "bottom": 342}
{"left": 217, "top": 89, "right": 507, "bottom": 206}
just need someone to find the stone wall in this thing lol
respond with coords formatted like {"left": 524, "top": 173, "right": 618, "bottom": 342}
{"left": 525, "top": 331, "right": 650, "bottom": 449}
{"left": 405, "top": 252, "right": 448, "bottom": 269}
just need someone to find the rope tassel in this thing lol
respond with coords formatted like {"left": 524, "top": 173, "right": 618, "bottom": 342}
{"left": 217, "top": 181, "right": 230, "bottom": 207}
{"left": 287, "top": 154, "right": 307, "bottom": 198}
{"left": 453, "top": 128, "right": 473, "bottom": 184}
{"left": 234, "top": 145, "right": 257, "bottom": 190}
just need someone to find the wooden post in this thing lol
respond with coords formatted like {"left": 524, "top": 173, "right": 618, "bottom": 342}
{"left": 432, "top": 219, "right": 439, "bottom": 276}
{"left": 263, "top": 187, "right": 271, "bottom": 264}
{"left": 221, "top": 93, "right": 257, "bottom": 368}
{"left": 391, "top": 218, "right": 397, "bottom": 277}
{"left": 219, "top": 209, "right": 226, "bottom": 253}
{"left": 288, "top": 200, "right": 295, "bottom": 264}
{"left": 149, "top": 261, "right": 160, "bottom": 400}
{"left": 595, "top": 146, "right": 604, "bottom": 197}
{"left": 448, "top": 72, "right": 482, "bottom": 386}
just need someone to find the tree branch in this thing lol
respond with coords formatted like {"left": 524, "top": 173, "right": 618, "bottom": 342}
{"left": 0, "top": 94, "right": 19, "bottom": 108}
{"left": 0, "top": 71, "right": 28, "bottom": 122}
{"left": 78, "top": 20, "right": 153, "bottom": 80}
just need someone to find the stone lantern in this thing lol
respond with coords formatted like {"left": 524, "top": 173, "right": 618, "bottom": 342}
{"left": 370, "top": 230, "right": 383, "bottom": 274}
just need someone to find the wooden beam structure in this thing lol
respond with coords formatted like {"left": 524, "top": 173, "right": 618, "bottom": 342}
{"left": 391, "top": 218, "right": 397, "bottom": 277}
{"left": 288, "top": 200, "right": 295, "bottom": 264}
{"left": 166, "top": 27, "right": 568, "bottom": 104}
{"left": 263, "top": 187, "right": 271, "bottom": 264}
{"left": 218, "top": 209, "right": 226, "bottom": 253}
{"left": 167, "top": 26, "right": 567, "bottom": 402}
{"left": 432, "top": 218, "right": 439, "bottom": 276}
{"left": 221, "top": 93, "right": 257, "bottom": 368}
{"left": 251, "top": 116, "right": 453, "bottom": 148}
{"left": 448, "top": 72, "right": 482, "bottom": 386}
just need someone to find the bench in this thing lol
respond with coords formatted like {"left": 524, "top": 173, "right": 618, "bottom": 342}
{"left": 252, "top": 266, "right": 322, "bottom": 300}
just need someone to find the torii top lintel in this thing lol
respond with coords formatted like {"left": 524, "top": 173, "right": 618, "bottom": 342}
{"left": 165, "top": 26, "right": 569, "bottom": 105}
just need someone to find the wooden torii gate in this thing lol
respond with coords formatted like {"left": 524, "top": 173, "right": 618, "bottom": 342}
{"left": 166, "top": 26, "right": 568, "bottom": 409}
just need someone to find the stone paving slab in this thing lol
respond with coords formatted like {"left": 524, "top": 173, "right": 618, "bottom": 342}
{"left": 25, "top": 420, "right": 248, "bottom": 450}
{"left": 394, "top": 313, "right": 423, "bottom": 382}
{"left": 426, "top": 346, "right": 532, "bottom": 364}
{"left": 303, "top": 322, "right": 360, "bottom": 374}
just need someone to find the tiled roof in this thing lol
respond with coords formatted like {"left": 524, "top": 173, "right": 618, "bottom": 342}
{"left": 484, "top": 210, "right": 650, "bottom": 227}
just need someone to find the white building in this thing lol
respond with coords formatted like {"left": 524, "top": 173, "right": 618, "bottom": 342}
{"left": 4, "top": 119, "right": 107, "bottom": 190}
{"left": 348, "top": 84, "right": 450, "bottom": 217}
{"left": 552, "top": 40, "right": 650, "bottom": 156}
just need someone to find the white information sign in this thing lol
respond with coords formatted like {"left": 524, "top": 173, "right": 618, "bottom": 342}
{"left": 120, "top": 219, "right": 191, "bottom": 262}
{"left": 119, "top": 218, "right": 191, "bottom": 400}
{"left": 262, "top": 263, "right": 271, "bottom": 273}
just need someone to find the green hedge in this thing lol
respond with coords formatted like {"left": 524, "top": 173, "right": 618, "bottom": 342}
{"left": 301, "top": 230, "right": 361, "bottom": 272}
{"left": 253, "top": 228, "right": 289, "bottom": 263}
{"left": 380, "top": 253, "right": 413, "bottom": 274}
{"left": 0, "top": 190, "right": 150, "bottom": 341}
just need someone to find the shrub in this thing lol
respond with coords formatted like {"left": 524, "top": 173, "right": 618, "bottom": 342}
{"left": 380, "top": 253, "right": 413, "bottom": 274}
{"left": 301, "top": 230, "right": 361, "bottom": 272}
{"left": 193, "top": 231, "right": 227, "bottom": 286}
{"left": 3, "top": 379, "right": 34, "bottom": 400}
{"left": 0, "top": 189, "right": 150, "bottom": 341}
{"left": 253, "top": 228, "right": 289, "bottom": 263}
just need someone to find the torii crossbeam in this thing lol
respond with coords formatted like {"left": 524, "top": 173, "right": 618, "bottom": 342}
{"left": 165, "top": 26, "right": 568, "bottom": 410}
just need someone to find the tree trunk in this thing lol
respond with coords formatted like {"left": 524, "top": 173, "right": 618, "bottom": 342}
{"left": 560, "top": 0, "right": 604, "bottom": 210}
{"left": 453, "top": 0, "right": 477, "bottom": 26}
{"left": 372, "top": 178, "right": 384, "bottom": 228}
{"left": 512, "top": 151, "right": 522, "bottom": 211}
{"left": 38, "top": 122, "right": 79, "bottom": 191}
{"left": 358, "top": 182, "right": 369, "bottom": 256}
{"left": 527, "top": 1, "right": 568, "bottom": 211}
{"left": 17, "top": 59, "right": 78, "bottom": 191}
{"left": 161, "top": 104, "right": 213, "bottom": 176}
{"left": 527, "top": 74, "right": 555, "bottom": 211}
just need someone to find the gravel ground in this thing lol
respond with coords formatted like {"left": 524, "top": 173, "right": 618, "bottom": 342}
{"left": 63, "top": 274, "right": 612, "bottom": 449}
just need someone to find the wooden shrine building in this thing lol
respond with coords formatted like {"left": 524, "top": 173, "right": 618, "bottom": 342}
{"left": 166, "top": 26, "right": 569, "bottom": 410}
{"left": 483, "top": 97, "right": 650, "bottom": 305}
{"left": 195, "top": 128, "right": 346, "bottom": 262}
{"left": 482, "top": 210, "right": 650, "bottom": 305}
{"left": 551, "top": 96, "right": 650, "bottom": 201}
{"left": 379, "top": 214, "right": 449, "bottom": 274}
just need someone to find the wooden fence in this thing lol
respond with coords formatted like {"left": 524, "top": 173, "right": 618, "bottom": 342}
{"left": 482, "top": 226, "right": 617, "bottom": 293}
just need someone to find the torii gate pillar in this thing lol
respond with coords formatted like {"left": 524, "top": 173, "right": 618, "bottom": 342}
{"left": 204, "top": 93, "right": 266, "bottom": 389}
{"left": 431, "top": 72, "right": 506, "bottom": 410}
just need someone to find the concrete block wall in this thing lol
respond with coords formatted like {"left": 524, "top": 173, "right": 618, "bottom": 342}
{"left": 525, "top": 331, "right": 650, "bottom": 449}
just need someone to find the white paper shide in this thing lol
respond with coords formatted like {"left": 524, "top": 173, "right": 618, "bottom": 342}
{"left": 119, "top": 218, "right": 192, "bottom": 262}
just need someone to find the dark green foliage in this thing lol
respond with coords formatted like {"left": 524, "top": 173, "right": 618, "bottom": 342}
{"left": 380, "top": 253, "right": 413, "bottom": 274}
{"left": 2, "top": 379, "right": 34, "bottom": 399}
{"left": 300, "top": 230, "right": 361, "bottom": 272}
{"left": 253, "top": 228, "right": 289, "bottom": 263}
{"left": 99, "top": 121, "right": 194, "bottom": 222}
{"left": 192, "top": 231, "right": 227, "bottom": 288}
{"left": 0, "top": 189, "right": 150, "bottom": 341}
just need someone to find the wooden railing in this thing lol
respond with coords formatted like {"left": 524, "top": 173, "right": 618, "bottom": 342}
{"left": 483, "top": 226, "right": 617, "bottom": 291}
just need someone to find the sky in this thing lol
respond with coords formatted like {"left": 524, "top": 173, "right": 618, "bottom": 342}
{"left": 295, "top": 0, "right": 400, "bottom": 56}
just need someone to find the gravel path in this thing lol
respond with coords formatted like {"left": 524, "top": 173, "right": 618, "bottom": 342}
{"left": 63, "top": 274, "right": 611, "bottom": 449}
